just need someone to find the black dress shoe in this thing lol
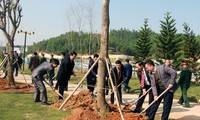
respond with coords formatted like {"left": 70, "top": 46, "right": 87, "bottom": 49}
{"left": 131, "top": 110, "right": 140, "bottom": 113}
{"left": 65, "top": 88, "right": 68, "bottom": 91}
{"left": 34, "top": 100, "right": 41, "bottom": 102}
{"left": 123, "top": 88, "right": 126, "bottom": 92}
{"left": 90, "top": 94, "right": 97, "bottom": 99}
{"left": 183, "top": 104, "right": 190, "bottom": 108}
{"left": 54, "top": 86, "right": 58, "bottom": 90}
{"left": 127, "top": 87, "right": 131, "bottom": 93}
{"left": 178, "top": 101, "right": 183, "bottom": 105}
{"left": 41, "top": 102, "right": 51, "bottom": 105}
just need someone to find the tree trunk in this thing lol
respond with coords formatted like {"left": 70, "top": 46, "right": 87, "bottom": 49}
{"left": 0, "top": 0, "right": 22, "bottom": 89}
{"left": 97, "top": 0, "right": 110, "bottom": 115}
{"left": 6, "top": 42, "right": 17, "bottom": 88}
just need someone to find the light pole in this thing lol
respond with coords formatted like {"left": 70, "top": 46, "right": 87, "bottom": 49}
{"left": 18, "top": 30, "right": 34, "bottom": 71}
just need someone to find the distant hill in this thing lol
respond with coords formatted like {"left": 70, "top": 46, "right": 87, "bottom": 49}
{"left": 27, "top": 29, "right": 143, "bottom": 55}
{"left": 27, "top": 28, "right": 200, "bottom": 56}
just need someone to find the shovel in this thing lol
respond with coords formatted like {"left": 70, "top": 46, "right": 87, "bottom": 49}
{"left": 106, "top": 78, "right": 129, "bottom": 98}
{"left": 43, "top": 79, "right": 64, "bottom": 99}
{"left": 129, "top": 87, "right": 152, "bottom": 110}
{"left": 140, "top": 87, "right": 170, "bottom": 114}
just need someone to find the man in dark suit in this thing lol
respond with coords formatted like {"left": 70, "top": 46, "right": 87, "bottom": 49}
{"left": 29, "top": 52, "right": 40, "bottom": 83}
{"left": 110, "top": 60, "right": 127, "bottom": 104}
{"left": 49, "top": 53, "right": 55, "bottom": 78}
{"left": 131, "top": 61, "right": 153, "bottom": 115}
{"left": 13, "top": 51, "right": 19, "bottom": 76}
{"left": 32, "top": 59, "right": 59, "bottom": 105}
{"left": 123, "top": 59, "right": 132, "bottom": 92}
{"left": 56, "top": 51, "right": 77, "bottom": 100}
{"left": 54, "top": 52, "right": 66, "bottom": 90}
{"left": 29, "top": 52, "right": 40, "bottom": 72}
{"left": 178, "top": 61, "right": 192, "bottom": 107}
{"left": 17, "top": 53, "right": 23, "bottom": 70}
{"left": 60, "top": 52, "right": 66, "bottom": 62}
{"left": 145, "top": 59, "right": 178, "bottom": 120}
{"left": 87, "top": 54, "right": 99, "bottom": 96}
{"left": 40, "top": 53, "right": 47, "bottom": 64}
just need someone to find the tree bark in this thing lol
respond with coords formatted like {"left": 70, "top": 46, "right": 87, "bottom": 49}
{"left": 97, "top": 0, "right": 110, "bottom": 115}
{"left": 6, "top": 42, "right": 17, "bottom": 88}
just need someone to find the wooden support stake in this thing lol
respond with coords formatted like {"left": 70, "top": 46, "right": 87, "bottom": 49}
{"left": 17, "top": 63, "right": 30, "bottom": 88}
{"left": 59, "top": 57, "right": 100, "bottom": 110}
{"left": 105, "top": 57, "right": 125, "bottom": 120}
{"left": 0, "top": 57, "right": 7, "bottom": 70}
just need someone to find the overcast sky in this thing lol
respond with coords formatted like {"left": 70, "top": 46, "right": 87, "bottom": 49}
{"left": 1, "top": 0, "right": 200, "bottom": 46}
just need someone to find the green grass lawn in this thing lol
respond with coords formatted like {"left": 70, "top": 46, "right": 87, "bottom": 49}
{"left": 0, "top": 91, "right": 69, "bottom": 120}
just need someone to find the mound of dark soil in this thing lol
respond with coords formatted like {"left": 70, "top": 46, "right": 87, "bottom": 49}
{"left": 51, "top": 90, "right": 148, "bottom": 120}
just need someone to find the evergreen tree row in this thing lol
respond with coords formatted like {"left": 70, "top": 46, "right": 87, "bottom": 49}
{"left": 27, "top": 12, "right": 200, "bottom": 71}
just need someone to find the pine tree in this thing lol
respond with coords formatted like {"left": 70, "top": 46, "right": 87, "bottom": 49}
{"left": 183, "top": 23, "right": 200, "bottom": 60}
{"left": 135, "top": 19, "right": 152, "bottom": 61}
{"left": 182, "top": 23, "right": 200, "bottom": 71}
{"left": 155, "top": 12, "right": 182, "bottom": 67}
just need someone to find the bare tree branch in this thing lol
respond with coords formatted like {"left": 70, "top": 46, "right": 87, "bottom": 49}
{"left": 16, "top": 5, "right": 22, "bottom": 27}
{"left": 0, "top": 0, "right": 7, "bottom": 30}
{"left": 0, "top": 0, "right": 22, "bottom": 87}
{"left": 87, "top": 2, "right": 95, "bottom": 55}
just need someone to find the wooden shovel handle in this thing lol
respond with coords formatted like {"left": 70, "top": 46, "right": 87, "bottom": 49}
{"left": 140, "top": 87, "right": 170, "bottom": 114}
{"left": 133, "top": 87, "right": 152, "bottom": 105}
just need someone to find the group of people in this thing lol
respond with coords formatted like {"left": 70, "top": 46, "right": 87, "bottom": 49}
{"left": 86, "top": 56, "right": 192, "bottom": 120}
{"left": 30, "top": 51, "right": 77, "bottom": 105}
{"left": 2, "top": 51, "right": 23, "bottom": 79}
{"left": 86, "top": 55, "right": 133, "bottom": 103}
{"left": 29, "top": 51, "right": 192, "bottom": 120}
{"left": 132, "top": 59, "right": 191, "bottom": 120}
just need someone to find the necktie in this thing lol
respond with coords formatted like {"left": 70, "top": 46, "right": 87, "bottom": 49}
{"left": 141, "top": 70, "right": 145, "bottom": 88}
{"left": 154, "top": 71, "right": 164, "bottom": 89}
{"left": 154, "top": 71, "right": 159, "bottom": 81}
{"left": 118, "top": 70, "right": 121, "bottom": 84}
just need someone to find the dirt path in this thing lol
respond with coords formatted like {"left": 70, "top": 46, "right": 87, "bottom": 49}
{"left": 13, "top": 74, "right": 200, "bottom": 120}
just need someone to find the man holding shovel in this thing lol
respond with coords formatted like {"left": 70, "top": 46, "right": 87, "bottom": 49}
{"left": 145, "top": 59, "right": 178, "bottom": 120}
{"left": 131, "top": 61, "right": 153, "bottom": 115}
{"left": 32, "top": 59, "right": 59, "bottom": 105}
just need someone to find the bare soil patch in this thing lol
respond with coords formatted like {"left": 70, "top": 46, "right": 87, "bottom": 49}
{"left": 51, "top": 90, "right": 148, "bottom": 120}
{"left": 0, "top": 78, "right": 34, "bottom": 92}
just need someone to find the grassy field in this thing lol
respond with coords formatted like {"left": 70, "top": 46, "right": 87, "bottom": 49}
{"left": 0, "top": 91, "right": 69, "bottom": 120}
